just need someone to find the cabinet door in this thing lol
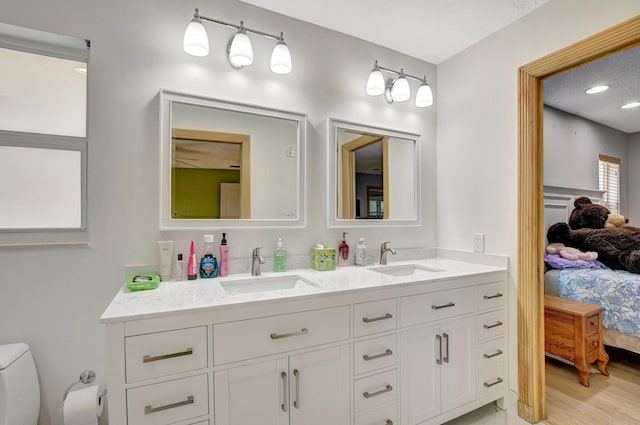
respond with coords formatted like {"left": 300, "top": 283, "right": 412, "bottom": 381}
{"left": 400, "top": 323, "right": 440, "bottom": 425}
{"left": 214, "top": 358, "right": 289, "bottom": 425}
{"left": 289, "top": 344, "right": 350, "bottom": 425}
{"left": 441, "top": 316, "right": 477, "bottom": 412}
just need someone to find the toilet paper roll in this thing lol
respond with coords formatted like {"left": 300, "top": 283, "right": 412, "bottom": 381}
{"left": 63, "top": 385, "right": 105, "bottom": 425}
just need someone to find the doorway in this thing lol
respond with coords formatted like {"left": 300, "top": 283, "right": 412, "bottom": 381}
{"left": 516, "top": 15, "right": 640, "bottom": 423}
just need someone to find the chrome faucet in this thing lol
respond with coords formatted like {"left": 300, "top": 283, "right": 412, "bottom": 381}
{"left": 379, "top": 241, "right": 397, "bottom": 265}
{"left": 252, "top": 247, "right": 265, "bottom": 276}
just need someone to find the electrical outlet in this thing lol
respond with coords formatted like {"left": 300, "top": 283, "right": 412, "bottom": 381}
{"left": 473, "top": 233, "right": 485, "bottom": 253}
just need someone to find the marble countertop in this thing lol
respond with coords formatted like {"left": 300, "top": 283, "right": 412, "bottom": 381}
{"left": 100, "top": 257, "right": 506, "bottom": 323}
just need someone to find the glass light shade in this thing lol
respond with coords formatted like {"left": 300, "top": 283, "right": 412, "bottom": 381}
{"left": 183, "top": 19, "right": 209, "bottom": 57}
{"left": 229, "top": 30, "right": 253, "bottom": 67}
{"left": 366, "top": 69, "right": 385, "bottom": 96}
{"left": 270, "top": 41, "right": 291, "bottom": 74}
{"left": 391, "top": 76, "right": 410, "bottom": 102}
{"left": 415, "top": 83, "right": 433, "bottom": 107}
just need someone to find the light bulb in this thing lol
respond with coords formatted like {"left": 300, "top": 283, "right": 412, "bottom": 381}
{"left": 391, "top": 74, "right": 410, "bottom": 102}
{"left": 415, "top": 82, "right": 433, "bottom": 107}
{"left": 183, "top": 14, "right": 209, "bottom": 57}
{"left": 229, "top": 28, "right": 253, "bottom": 67}
{"left": 270, "top": 37, "right": 291, "bottom": 74}
{"left": 366, "top": 68, "right": 385, "bottom": 96}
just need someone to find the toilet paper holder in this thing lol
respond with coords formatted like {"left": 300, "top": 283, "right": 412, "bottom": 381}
{"left": 62, "top": 370, "right": 106, "bottom": 402}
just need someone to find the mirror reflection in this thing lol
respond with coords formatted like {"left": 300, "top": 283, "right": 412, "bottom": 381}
{"left": 328, "top": 119, "right": 420, "bottom": 227}
{"left": 160, "top": 91, "right": 306, "bottom": 229}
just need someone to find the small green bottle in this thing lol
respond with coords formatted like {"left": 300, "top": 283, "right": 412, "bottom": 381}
{"left": 274, "top": 237, "right": 287, "bottom": 272}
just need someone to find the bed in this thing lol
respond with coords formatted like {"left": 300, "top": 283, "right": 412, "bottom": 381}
{"left": 544, "top": 186, "right": 640, "bottom": 354}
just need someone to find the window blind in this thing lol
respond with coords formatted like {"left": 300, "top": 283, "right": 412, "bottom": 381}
{"left": 598, "top": 154, "right": 620, "bottom": 214}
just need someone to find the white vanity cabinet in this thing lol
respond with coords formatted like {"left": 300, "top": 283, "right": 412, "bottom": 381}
{"left": 103, "top": 265, "right": 507, "bottom": 425}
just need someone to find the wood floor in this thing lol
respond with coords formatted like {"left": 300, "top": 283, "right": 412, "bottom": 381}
{"left": 544, "top": 346, "right": 640, "bottom": 425}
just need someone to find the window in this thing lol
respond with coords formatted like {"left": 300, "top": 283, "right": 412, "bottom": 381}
{"left": 598, "top": 154, "right": 620, "bottom": 214}
{"left": 0, "top": 23, "right": 89, "bottom": 245}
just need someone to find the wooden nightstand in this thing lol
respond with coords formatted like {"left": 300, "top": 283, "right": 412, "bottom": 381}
{"left": 544, "top": 294, "right": 609, "bottom": 387}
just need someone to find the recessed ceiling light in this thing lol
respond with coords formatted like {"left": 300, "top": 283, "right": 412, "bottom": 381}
{"left": 585, "top": 85, "right": 609, "bottom": 94}
{"left": 74, "top": 66, "right": 87, "bottom": 75}
{"left": 621, "top": 102, "right": 640, "bottom": 109}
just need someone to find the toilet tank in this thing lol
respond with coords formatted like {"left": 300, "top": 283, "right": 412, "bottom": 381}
{"left": 0, "top": 343, "right": 40, "bottom": 425}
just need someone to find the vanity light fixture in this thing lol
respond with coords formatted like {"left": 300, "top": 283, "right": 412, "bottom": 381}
{"left": 366, "top": 61, "right": 433, "bottom": 107}
{"left": 585, "top": 85, "right": 610, "bottom": 94}
{"left": 183, "top": 8, "right": 292, "bottom": 74}
{"left": 621, "top": 101, "right": 640, "bottom": 109}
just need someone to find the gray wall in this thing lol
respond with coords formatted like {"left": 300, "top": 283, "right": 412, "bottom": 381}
{"left": 628, "top": 132, "right": 640, "bottom": 224}
{"left": 0, "top": 1, "right": 436, "bottom": 424}
{"left": 543, "top": 105, "right": 629, "bottom": 215}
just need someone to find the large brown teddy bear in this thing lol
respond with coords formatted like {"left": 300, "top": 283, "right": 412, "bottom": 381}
{"left": 568, "top": 196, "right": 628, "bottom": 230}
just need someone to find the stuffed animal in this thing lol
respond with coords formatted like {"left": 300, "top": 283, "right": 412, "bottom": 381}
{"left": 568, "top": 196, "right": 629, "bottom": 230}
{"left": 545, "top": 242, "right": 597, "bottom": 261}
{"left": 605, "top": 212, "right": 629, "bottom": 228}
{"left": 547, "top": 222, "right": 640, "bottom": 273}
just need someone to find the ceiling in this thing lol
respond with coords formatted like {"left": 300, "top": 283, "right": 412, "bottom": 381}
{"left": 240, "top": 0, "right": 639, "bottom": 134}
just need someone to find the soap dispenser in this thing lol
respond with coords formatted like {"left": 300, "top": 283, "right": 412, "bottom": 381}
{"left": 199, "top": 235, "right": 218, "bottom": 278}
{"left": 338, "top": 232, "right": 350, "bottom": 266}
{"left": 355, "top": 238, "right": 367, "bottom": 266}
{"left": 274, "top": 237, "right": 287, "bottom": 272}
{"left": 219, "top": 233, "right": 229, "bottom": 277}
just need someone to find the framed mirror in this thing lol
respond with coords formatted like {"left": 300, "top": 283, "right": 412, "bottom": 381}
{"left": 159, "top": 90, "right": 306, "bottom": 229}
{"left": 327, "top": 118, "right": 421, "bottom": 227}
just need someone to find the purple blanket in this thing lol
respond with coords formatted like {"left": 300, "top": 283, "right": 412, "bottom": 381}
{"left": 544, "top": 252, "right": 604, "bottom": 270}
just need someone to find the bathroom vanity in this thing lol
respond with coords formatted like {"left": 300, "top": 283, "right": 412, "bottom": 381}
{"left": 101, "top": 258, "right": 507, "bottom": 425}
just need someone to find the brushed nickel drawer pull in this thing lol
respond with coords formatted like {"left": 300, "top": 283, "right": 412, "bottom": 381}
{"left": 484, "top": 293, "right": 503, "bottom": 300}
{"left": 432, "top": 302, "right": 455, "bottom": 310}
{"left": 144, "top": 395, "right": 194, "bottom": 414}
{"left": 483, "top": 321, "right": 503, "bottom": 329}
{"left": 484, "top": 377, "right": 504, "bottom": 388}
{"left": 293, "top": 369, "right": 300, "bottom": 409}
{"left": 443, "top": 333, "right": 450, "bottom": 363}
{"left": 362, "top": 313, "right": 393, "bottom": 323}
{"left": 270, "top": 328, "right": 308, "bottom": 340}
{"left": 363, "top": 349, "right": 393, "bottom": 361}
{"left": 363, "top": 384, "right": 393, "bottom": 399}
{"left": 281, "top": 371, "right": 288, "bottom": 412}
{"left": 436, "top": 334, "right": 442, "bottom": 365}
{"left": 484, "top": 349, "right": 504, "bottom": 359}
{"left": 142, "top": 347, "right": 193, "bottom": 363}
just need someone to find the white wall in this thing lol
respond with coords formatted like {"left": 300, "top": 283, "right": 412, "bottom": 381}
{"left": 628, "top": 132, "right": 640, "bottom": 224}
{"left": 437, "top": 0, "right": 640, "bottom": 411}
{"left": 544, "top": 106, "right": 629, "bottom": 215}
{"left": 0, "top": 1, "right": 436, "bottom": 424}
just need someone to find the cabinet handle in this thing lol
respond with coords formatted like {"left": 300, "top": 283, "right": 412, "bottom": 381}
{"left": 144, "top": 395, "right": 194, "bottom": 414}
{"left": 363, "top": 349, "right": 393, "bottom": 361}
{"left": 443, "top": 333, "right": 450, "bottom": 363}
{"left": 362, "top": 313, "right": 393, "bottom": 323}
{"left": 436, "top": 334, "right": 442, "bottom": 365}
{"left": 270, "top": 328, "right": 308, "bottom": 340}
{"left": 281, "top": 371, "right": 288, "bottom": 412}
{"left": 484, "top": 349, "right": 503, "bottom": 359}
{"left": 386, "top": 421, "right": 393, "bottom": 425}
{"left": 432, "top": 302, "right": 455, "bottom": 310}
{"left": 484, "top": 293, "right": 503, "bottom": 300}
{"left": 483, "top": 321, "right": 503, "bottom": 329}
{"left": 293, "top": 369, "right": 300, "bottom": 409}
{"left": 484, "top": 377, "right": 504, "bottom": 387}
{"left": 363, "top": 384, "right": 393, "bottom": 399}
{"left": 142, "top": 347, "right": 193, "bottom": 363}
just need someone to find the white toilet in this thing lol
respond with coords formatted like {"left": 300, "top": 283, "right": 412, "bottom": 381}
{"left": 0, "top": 343, "right": 40, "bottom": 425}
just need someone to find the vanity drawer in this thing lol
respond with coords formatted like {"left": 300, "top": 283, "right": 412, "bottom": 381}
{"left": 478, "top": 309, "right": 505, "bottom": 341}
{"left": 355, "top": 403, "right": 398, "bottom": 425}
{"left": 126, "top": 374, "right": 208, "bottom": 425}
{"left": 479, "top": 339, "right": 505, "bottom": 368}
{"left": 125, "top": 326, "right": 207, "bottom": 383}
{"left": 478, "top": 281, "right": 505, "bottom": 311}
{"left": 400, "top": 287, "right": 476, "bottom": 327}
{"left": 354, "top": 369, "right": 397, "bottom": 414}
{"left": 479, "top": 361, "right": 506, "bottom": 397}
{"left": 214, "top": 306, "right": 349, "bottom": 365}
{"left": 354, "top": 334, "right": 397, "bottom": 375}
{"left": 354, "top": 298, "right": 397, "bottom": 337}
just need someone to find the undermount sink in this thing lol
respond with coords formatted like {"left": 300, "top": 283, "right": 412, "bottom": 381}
{"left": 369, "top": 264, "right": 444, "bottom": 277}
{"left": 220, "top": 275, "right": 320, "bottom": 294}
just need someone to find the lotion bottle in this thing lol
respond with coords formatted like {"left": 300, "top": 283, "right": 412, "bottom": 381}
{"left": 219, "top": 233, "right": 229, "bottom": 277}
{"left": 273, "top": 237, "right": 287, "bottom": 272}
{"left": 187, "top": 240, "right": 197, "bottom": 280}
{"left": 338, "top": 232, "right": 350, "bottom": 266}
{"left": 355, "top": 238, "right": 367, "bottom": 266}
{"left": 199, "top": 234, "right": 218, "bottom": 278}
{"left": 174, "top": 253, "right": 185, "bottom": 281}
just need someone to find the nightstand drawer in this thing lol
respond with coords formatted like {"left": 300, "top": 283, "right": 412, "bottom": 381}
{"left": 586, "top": 315, "right": 599, "bottom": 335}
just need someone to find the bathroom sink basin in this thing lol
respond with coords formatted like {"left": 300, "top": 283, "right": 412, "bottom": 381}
{"left": 220, "top": 275, "right": 320, "bottom": 294}
{"left": 369, "top": 264, "right": 444, "bottom": 277}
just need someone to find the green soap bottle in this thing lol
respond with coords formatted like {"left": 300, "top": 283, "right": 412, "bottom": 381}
{"left": 274, "top": 237, "right": 287, "bottom": 272}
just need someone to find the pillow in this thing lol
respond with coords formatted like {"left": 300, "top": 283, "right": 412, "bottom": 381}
{"left": 544, "top": 252, "right": 604, "bottom": 270}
